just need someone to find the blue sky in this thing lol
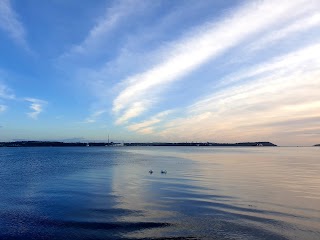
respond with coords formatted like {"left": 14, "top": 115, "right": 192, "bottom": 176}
{"left": 0, "top": 0, "right": 320, "bottom": 145}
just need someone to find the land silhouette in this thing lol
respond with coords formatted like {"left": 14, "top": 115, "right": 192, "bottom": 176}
{"left": 0, "top": 141, "right": 277, "bottom": 147}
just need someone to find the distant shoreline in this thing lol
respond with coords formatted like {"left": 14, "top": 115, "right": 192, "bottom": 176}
{"left": 0, "top": 141, "right": 277, "bottom": 147}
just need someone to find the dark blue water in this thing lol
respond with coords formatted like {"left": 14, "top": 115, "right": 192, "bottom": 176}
{"left": 0, "top": 147, "right": 319, "bottom": 239}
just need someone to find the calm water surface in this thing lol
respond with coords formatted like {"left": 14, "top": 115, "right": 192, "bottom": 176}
{"left": 0, "top": 147, "right": 319, "bottom": 239}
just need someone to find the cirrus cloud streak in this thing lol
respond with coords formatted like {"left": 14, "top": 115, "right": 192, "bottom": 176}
{"left": 157, "top": 43, "right": 320, "bottom": 145}
{"left": 112, "top": 0, "right": 318, "bottom": 125}
{"left": 25, "top": 98, "right": 47, "bottom": 120}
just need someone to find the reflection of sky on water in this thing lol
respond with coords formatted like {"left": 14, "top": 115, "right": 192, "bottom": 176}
{"left": 0, "top": 147, "right": 319, "bottom": 239}
{"left": 118, "top": 146, "right": 320, "bottom": 239}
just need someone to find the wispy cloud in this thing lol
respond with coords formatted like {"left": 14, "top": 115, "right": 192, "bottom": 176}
{"left": 25, "top": 98, "right": 47, "bottom": 120}
{"left": 69, "top": 1, "right": 229, "bottom": 104}
{"left": 0, "top": 81, "right": 14, "bottom": 114}
{"left": 247, "top": 12, "right": 320, "bottom": 53}
{"left": 156, "top": 43, "right": 320, "bottom": 145}
{"left": 115, "top": 101, "right": 148, "bottom": 125}
{"left": 127, "top": 110, "right": 173, "bottom": 134}
{"left": 0, "top": 82, "right": 15, "bottom": 99}
{"left": 215, "top": 43, "right": 320, "bottom": 87}
{"left": 0, "top": 0, "right": 28, "bottom": 49}
{"left": 113, "top": 0, "right": 316, "bottom": 124}
{"left": 0, "top": 104, "right": 7, "bottom": 113}
{"left": 83, "top": 109, "right": 107, "bottom": 123}
{"left": 60, "top": 0, "right": 150, "bottom": 60}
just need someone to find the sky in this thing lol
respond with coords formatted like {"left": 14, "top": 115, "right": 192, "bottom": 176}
{"left": 0, "top": 0, "right": 320, "bottom": 146}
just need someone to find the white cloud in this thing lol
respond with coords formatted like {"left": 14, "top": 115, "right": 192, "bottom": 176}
{"left": 248, "top": 12, "right": 320, "bottom": 52}
{"left": 157, "top": 53, "right": 320, "bottom": 145}
{"left": 128, "top": 118, "right": 160, "bottom": 132}
{"left": 69, "top": 1, "right": 230, "bottom": 104}
{"left": 113, "top": 0, "right": 317, "bottom": 124}
{"left": 0, "top": 0, "right": 28, "bottom": 49}
{"left": 188, "top": 44, "right": 320, "bottom": 120}
{"left": 25, "top": 98, "right": 47, "bottom": 120}
{"left": 115, "top": 101, "right": 147, "bottom": 125}
{"left": 127, "top": 109, "right": 173, "bottom": 134}
{"left": 214, "top": 43, "right": 320, "bottom": 88}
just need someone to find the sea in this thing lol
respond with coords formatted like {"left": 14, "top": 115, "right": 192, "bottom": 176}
{"left": 0, "top": 146, "right": 319, "bottom": 240}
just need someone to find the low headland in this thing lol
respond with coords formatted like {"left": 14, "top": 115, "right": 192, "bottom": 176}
{"left": 0, "top": 141, "right": 277, "bottom": 147}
